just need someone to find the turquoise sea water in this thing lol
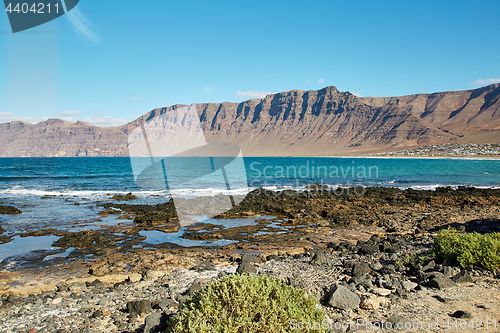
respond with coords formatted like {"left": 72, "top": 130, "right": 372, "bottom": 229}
{"left": 0, "top": 157, "right": 499, "bottom": 265}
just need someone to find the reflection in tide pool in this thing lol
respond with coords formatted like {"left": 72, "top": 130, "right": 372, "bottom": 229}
{"left": 0, "top": 235, "right": 59, "bottom": 262}
{"left": 139, "top": 230, "right": 237, "bottom": 247}
{"left": 43, "top": 247, "right": 76, "bottom": 261}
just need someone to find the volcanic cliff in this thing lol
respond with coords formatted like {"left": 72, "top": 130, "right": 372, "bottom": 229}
{"left": 1, "top": 84, "right": 499, "bottom": 157}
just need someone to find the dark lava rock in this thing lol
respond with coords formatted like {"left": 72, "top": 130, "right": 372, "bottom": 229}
{"left": 327, "top": 241, "right": 353, "bottom": 251}
{"left": 358, "top": 243, "right": 379, "bottom": 255}
{"left": 450, "top": 310, "right": 472, "bottom": 319}
{"left": 92, "top": 309, "right": 103, "bottom": 318}
{"left": 386, "top": 234, "right": 397, "bottom": 243}
{"left": 111, "top": 192, "right": 138, "bottom": 201}
{"left": 443, "top": 266, "right": 453, "bottom": 277}
{"left": 422, "top": 260, "right": 436, "bottom": 272}
{"left": 395, "top": 287, "right": 407, "bottom": 297}
{"left": 186, "top": 281, "right": 204, "bottom": 296}
{"left": 56, "top": 282, "right": 68, "bottom": 292}
{"left": 380, "top": 241, "right": 400, "bottom": 253}
{"left": 427, "top": 272, "right": 458, "bottom": 290}
{"left": 352, "top": 262, "right": 371, "bottom": 277}
{"left": 266, "top": 254, "right": 280, "bottom": 261}
{"left": 381, "top": 264, "right": 396, "bottom": 275}
{"left": 144, "top": 312, "right": 168, "bottom": 333}
{"left": 0, "top": 206, "right": 22, "bottom": 214}
{"left": 343, "top": 260, "right": 355, "bottom": 269}
{"left": 451, "top": 270, "right": 474, "bottom": 284}
{"left": 191, "top": 261, "right": 215, "bottom": 272}
{"left": 176, "top": 295, "right": 188, "bottom": 307}
{"left": 100, "top": 199, "right": 178, "bottom": 225}
{"left": 362, "top": 279, "right": 373, "bottom": 289}
{"left": 352, "top": 275, "right": 366, "bottom": 285}
{"left": 240, "top": 253, "right": 261, "bottom": 263}
{"left": 236, "top": 261, "right": 257, "bottom": 275}
{"left": 54, "top": 230, "right": 114, "bottom": 248}
{"left": 127, "top": 300, "right": 152, "bottom": 315}
{"left": 158, "top": 298, "right": 177, "bottom": 311}
{"left": 369, "top": 261, "right": 383, "bottom": 271}
{"left": 310, "top": 252, "right": 325, "bottom": 265}
{"left": 86, "top": 279, "right": 103, "bottom": 288}
{"left": 327, "top": 284, "right": 360, "bottom": 310}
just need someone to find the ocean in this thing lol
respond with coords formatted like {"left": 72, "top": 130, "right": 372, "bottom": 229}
{"left": 1, "top": 157, "right": 499, "bottom": 265}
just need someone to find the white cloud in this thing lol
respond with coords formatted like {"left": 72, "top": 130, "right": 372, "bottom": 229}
{"left": 66, "top": 7, "right": 99, "bottom": 42}
{"left": 0, "top": 112, "right": 49, "bottom": 124}
{"left": 353, "top": 92, "right": 362, "bottom": 97}
{"left": 54, "top": 111, "right": 81, "bottom": 116}
{"left": 130, "top": 96, "right": 144, "bottom": 101}
{"left": 305, "top": 78, "right": 312, "bottom": 82}
{"left": 236, "top": 90, "right": 272, "bottom": 99}
{"left": 81, "top": 115, "right": 130, "bottom": 127}
{"left": 33, "top": 76, "right": 42, "bottom": 80}
{"left": 472, "top": 77, "right": 500, "bottom": 86}
{"left": 318, "top": 78, "right": 324, "bottom": 83}
{"left": 202, "top": 86, "right": 217, "bottom": 93}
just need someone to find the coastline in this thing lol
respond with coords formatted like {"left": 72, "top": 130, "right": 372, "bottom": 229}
{"left": 1, "top": 186, "right": 500, "bottom": 332}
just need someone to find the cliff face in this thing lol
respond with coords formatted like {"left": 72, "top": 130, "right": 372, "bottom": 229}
{"left": 1, "top": 84, "right": 499, "bottom": 157}
{"left": 0, "top": 120, "right": 130, "bottom": 157}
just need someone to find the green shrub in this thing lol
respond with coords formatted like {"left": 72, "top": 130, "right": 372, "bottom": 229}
{"left": 432, "top": 228, "right": 500, "bottom": 270}
{"left": 166, "top": 274, "right": 328, "bottom": 333}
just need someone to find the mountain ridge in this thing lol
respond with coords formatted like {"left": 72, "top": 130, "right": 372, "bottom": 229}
{"left": 1, "top": 84, "right": 499, "bottom": 157}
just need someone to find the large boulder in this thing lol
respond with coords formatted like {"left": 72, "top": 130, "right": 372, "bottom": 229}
{"left": 427, "top": 272, "right": 458, "bottom": 290}
{"left": 352, "top": 262, "right": 371, "bottom": 277}
{"left": 127, "top": 300, "right": 152, "bottom": 315}
{"left": 327, "top": 284, "right": 360, "bottom": 310}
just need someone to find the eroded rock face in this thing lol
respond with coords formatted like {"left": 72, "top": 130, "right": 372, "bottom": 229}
{"left": 1, "top": 84, "right": 499, "bottom": 157}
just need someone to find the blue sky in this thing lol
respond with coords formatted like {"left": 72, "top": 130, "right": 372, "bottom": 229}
{"left": 1, "top": 0, "right": 499, "bottom": 126}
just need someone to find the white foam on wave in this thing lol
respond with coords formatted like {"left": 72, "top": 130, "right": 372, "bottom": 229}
{"left": 1, "top": 182, "right": 499, "bottom": 200}
{"left": 402, "top": 184, "right": 500, "bottom": 191}
{"left": 0, "top": 185, "right": 253, "bottom": 200}
{"left": 169, "top": 187, "right": 251, "bottom": 198}
{"left": 0, "top": 187, "right": 168, "bottom": 199}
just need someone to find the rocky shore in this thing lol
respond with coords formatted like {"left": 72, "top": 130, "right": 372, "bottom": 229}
{"left": 1, "top": 187, "right": 500, "bottom": 332}
{"left": 1, "top": 233, "right": 499, "bottom": 333}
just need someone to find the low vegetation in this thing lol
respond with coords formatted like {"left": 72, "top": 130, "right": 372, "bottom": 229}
{"left": 166, "top": 274, "right": 328, "bottom": 333}
{"left": 432, "top": 228, "right": 500, "bottom": 270}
